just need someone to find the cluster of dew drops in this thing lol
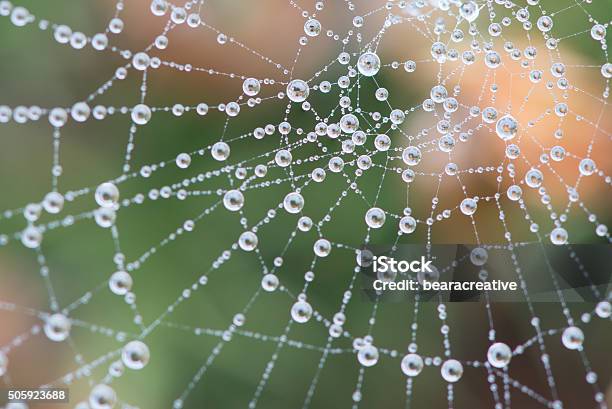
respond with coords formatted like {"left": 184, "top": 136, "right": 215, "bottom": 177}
{"left": 0, "top": 0, "right": 611, "bottom": 407}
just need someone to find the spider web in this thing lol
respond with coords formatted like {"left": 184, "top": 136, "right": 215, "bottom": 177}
{"left": 0, "top": 0, "right": 611, "bottom": 408}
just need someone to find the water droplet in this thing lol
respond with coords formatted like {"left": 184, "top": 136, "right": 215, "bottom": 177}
{"left": 95, "top": 183, "right": 119, "bottom": 208}
{"left": 223, "top": 190, "right": 244, "bottom": 212}
{"left": 287, "top": 79, "right": 309, "bottom": 102}
{"left": 495, "top": 115, "right": 518, "bottom": 141}
{"left": 459, "top": 1, "right": 479, "bottom": 22}
{"left": 122, "top": 340, "right": 150, "bottom": 370}
{"left": 242, "top": 78, "right": 260, "bottom": 96}
{"left": 283, "top": 192, "right": 305, "bottom": 214}
{"left": 487, "top": 342, "right": 512, "bottom": 368}
{"left": 291, "top": 300, "right": 313, "bottom": 323}
{"left": 131, "top": 104, "right": 151, "bottom": 125}
{"left": 561, "top": 326, "right": 584, "bottom": 350}
{"left": 357, "top": 345, "right": 379, "bottom": 367}
{"left": 460, "top": 198, "right": 477, "bottom": 216}
{"left": 44, "top": 313, "right": 71, "bottom": 342}
{"left": 357, "top": 52, "right": 381, "bottom": 77}
{"left": 109, "top": 271, "right": 133, "bottom": 295}
{"left": 89, "top": 384, "right": 116, "bottom": 409}
{"left": 441, "top": 359, "right": 463, "bottom": 382}
{"left": 401, "top": 353, "right": 423, "bottom": 376}
{"left": 365, "top": 207, "right": 386, "bottom": 228}
{"left": 238, "top": 231, "right": 258, "bottom": 251}
{"left": 550, "top": 227, "right": 568, "bottom": 245}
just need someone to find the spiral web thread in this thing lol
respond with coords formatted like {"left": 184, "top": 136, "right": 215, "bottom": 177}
{"left": 0, "top": 0, "right": 611, "bottom": 408}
